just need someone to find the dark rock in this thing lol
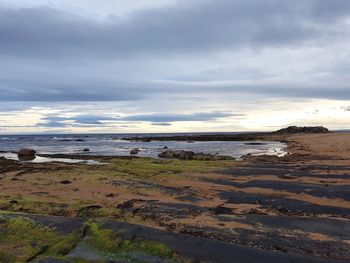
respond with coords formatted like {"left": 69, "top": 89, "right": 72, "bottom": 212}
{"left": 18, "top": 148, "right": 36, "bottom": 157}
{"left": 106, "top": 193, "right": 118, "bottom": 198}
{"left": 82, "top": 148, "right": 90, "bottom": 152}
{"left": 193, "top": 153, "right": 233, "bottom": 161}
{"left": 163, "top": 146, "right": 169, "bottom": 149}
{"left": 210, "top": 205, "right": 235, "bottom": 215}
{"left": 75, "top": 139, "right": 85, "bottom": 142}
{"left": 117, "top": 199, "right": 146, "bottom": 210}
{"left": 18, "top": 148, "right": 36, "bottom": 161}
{"left": 59, "top": 180, "right": 72, "bottom": 185}
{"left": 130, "top": 148, "right": 140, "bottom": 155}
{"left": 275, "top": 126, "right": 329, "bottom": 134}
{"left": 244, "top": 142, "right": 266, "bottom": 145}
{"left": 159, "top": 150, "right": 234, "bottom": 161}
{"left": 142, "top": 138, "right": 152, "bottom": 142}
{"left": 158, "top": 150, "right": 195, "bottom": 160}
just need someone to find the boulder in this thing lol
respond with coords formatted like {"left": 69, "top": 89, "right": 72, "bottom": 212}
{"left": 82, "top": 148, "right": 90, "bottom": 152}
{"left": 18, "top": 148, "right": 36, "bottom": 161}
{"left": 130, "top": 148, "right": 140, "bottom": 155}
{"left": 18, "top": 148, "right": 36, "bottom": 157}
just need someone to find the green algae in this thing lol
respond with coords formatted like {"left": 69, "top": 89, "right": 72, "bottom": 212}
{"left": 0, "top": 216, "right": 82, "bottom": 262}
{"left": 81, "top": 222, "right": 186, "bottom": 263}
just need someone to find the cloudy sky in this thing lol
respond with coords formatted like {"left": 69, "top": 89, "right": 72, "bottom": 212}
{"left": 0, "top": 0, "right": 349, "bottom": 134}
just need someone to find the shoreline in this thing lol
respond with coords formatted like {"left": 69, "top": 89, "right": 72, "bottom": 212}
{"left": 0, "top": 132, "right": 349, "bottom": 262}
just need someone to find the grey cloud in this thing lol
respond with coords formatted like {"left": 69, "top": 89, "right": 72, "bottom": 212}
{"left": 0, "top": 79, "right": 146, "bottom": 101}
{"left": 343, "top": 106, "right": 350, "bottom": 111}
{"left": 123, "top": 112, "right": 238, "bottom": 122}
{"left": 38, "top": 114, "right": 119, "bottom": 127}
{"left": 0, "top": 0, "right": 349, "bottom": 59}
{"left": 71, "top": 115, "right": 119, "bottom": 125}
{"left": 0, "top": 0, "right": 349, "bottom": 110}
{"left": 37, "top": 112, "right": 237, "bottom": 127}
{"left": 151, "top": 123, "right": 172, "bottom": 126}
{"left": 36, "top": 121, "right": 68, "bottom": 128}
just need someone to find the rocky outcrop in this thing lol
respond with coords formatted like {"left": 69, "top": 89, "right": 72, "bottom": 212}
{"left": 18, "top": 148, "right": 36, "bottom": 157}
{"left": 17, "top": 148, "right": 36, "bottom": 161}
{"left": 158, "top": 150, "right": 234, "bottom": 161}
{"left": 275, "top": 126, "right": 329, "bottom": 134}
{"left": 159, "top": 150, "right": 195, "bottom": 160}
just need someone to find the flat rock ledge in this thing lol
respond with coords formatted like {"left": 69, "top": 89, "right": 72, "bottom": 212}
{"left": 158, "top": 150, "right": 234, "bottom": 161}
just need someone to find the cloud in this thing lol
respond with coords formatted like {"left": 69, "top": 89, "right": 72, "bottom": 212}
{"left": 342, "top": 106, "right": 350, "bottom": 111}
{"left": 0, "top": 80, "right": 146, "bottom": 102}
{"left": 1, "top": 0, "right": 350, "bottom": 133}
{"left": 151, "top": 122, "right": 172, "bottom": 126}
{"left": 36, "top": 121, "right": 68, "bottom": 128}
{"left": 37, "top": 114, "right": 119, "bottom": 127}
{"left": 0, "top": 0, "right": 349, "bottom": 104}
{"left": 36, "top": 111, "right": 237, "bottom": 128}
{"left": 122, "top": 112, "right": 237, "bottom": 122}
{"left": 1, "top": 1, "right": 349, "bottom": 59}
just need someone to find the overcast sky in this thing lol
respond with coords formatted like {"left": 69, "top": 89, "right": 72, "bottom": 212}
{"left": 0, "top": 0, "right": 349, "bottom": 134}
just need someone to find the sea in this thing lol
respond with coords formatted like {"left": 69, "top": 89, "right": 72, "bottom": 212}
{"left": 0, "top": 133, "right": 287, "bottom": 163}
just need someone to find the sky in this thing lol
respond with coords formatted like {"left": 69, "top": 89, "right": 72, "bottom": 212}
{"left": 0, "top": 0, "right": 349, "bottom": 134}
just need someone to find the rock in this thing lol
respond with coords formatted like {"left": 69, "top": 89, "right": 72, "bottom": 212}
{"left": 18, "top": 148, "right": 36, "bottom": 160}
{"left": 82, "top": 148, "right": 90, "bottom": 152}
{"left": 158, "top": 150, "right": 195, "bottom": 160}
{"left": 158, "top": 150, "right": 233, "bottom": 161}
{"left": 75, "top": 139, "right": 85, "bottom": 142}
{"left": 163, "top": 146, "right": 169, "bottom": 149}
{"left": 142, "top": 138, "right": 152, "bottom": 142}
{"left": 130, "top": 148, "right": 140, "bottom": 155}
{"left": 18, "top": 148, "right": 36, "bottom": 157}
{"left": 210, "top": 205, "right": 235, "bottom": 215}
{"left": 117, "top": 199, "right": 146, "bottom": 210}
{"left": 275, "top": 126, "right": 329, "bottom": 134}
{"left": 105, "top": 193, "right": 118, "bottom": 198}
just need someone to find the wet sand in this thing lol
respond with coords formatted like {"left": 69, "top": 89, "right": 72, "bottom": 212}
{"left": 0, "top": 132, "right": 349, "bottom": 262}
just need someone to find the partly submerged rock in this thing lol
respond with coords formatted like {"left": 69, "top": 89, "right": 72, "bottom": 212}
{"left": 82, "top": 148, "right": 90, "bottom": 152}
{"left": 158, "top": 150, "right": 233, "bottom": 161}
{"left": 18, "top": 148, "right": 36, "bottom": 157}
{"left": 18, "top": 148, "right": 36, "bottom": 161}
{"left": 130, "top": 148, "right": 140, "bottom": 155}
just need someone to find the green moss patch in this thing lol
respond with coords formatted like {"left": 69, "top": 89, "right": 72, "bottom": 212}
{"left": 80, "top": 222, "right": 186, "bottom": 262}
{"left": 0, "top": 216, "right": 82, "bottom": 262}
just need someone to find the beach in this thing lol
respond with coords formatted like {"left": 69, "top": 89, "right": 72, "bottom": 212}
{"left": 0, "top": 132, "right": 349, "bottom": 262}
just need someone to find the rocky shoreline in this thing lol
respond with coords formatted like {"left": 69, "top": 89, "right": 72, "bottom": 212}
{"left": 0, "top": 130, "right": 349, "bottom": 263}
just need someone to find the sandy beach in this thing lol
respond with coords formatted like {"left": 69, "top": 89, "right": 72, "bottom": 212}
{"left": 0, "top": 132, "right": 349, "bottom": 262}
